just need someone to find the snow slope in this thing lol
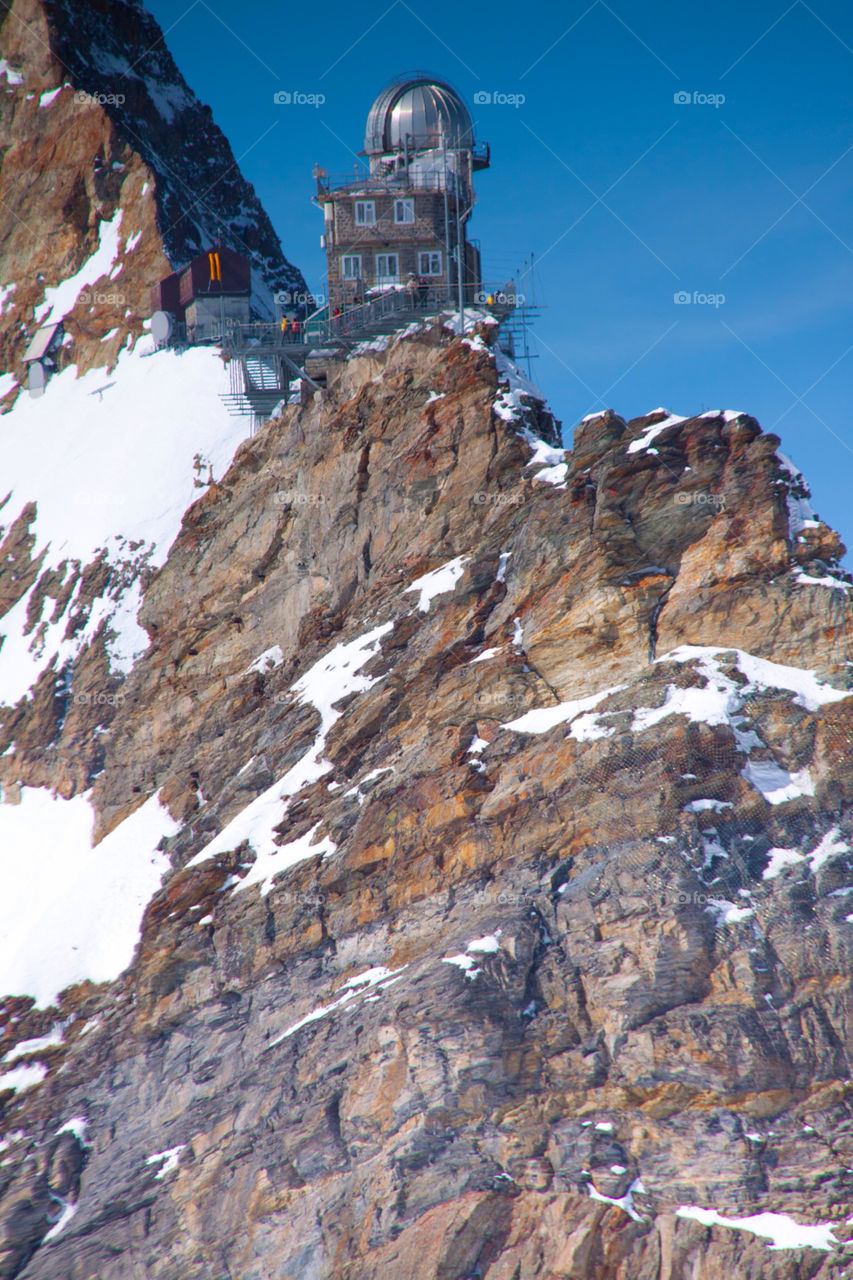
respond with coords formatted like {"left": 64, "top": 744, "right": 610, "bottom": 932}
{"left": 0, "top": 342, "right": 247, "bottom": 705}
{"left": 0, "top": 789, "right": 177, "bottom": 1007}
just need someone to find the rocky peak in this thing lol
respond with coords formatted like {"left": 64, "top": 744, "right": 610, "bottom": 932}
{"left": 1, "top": 311, "right": 852, "bottom": 1278}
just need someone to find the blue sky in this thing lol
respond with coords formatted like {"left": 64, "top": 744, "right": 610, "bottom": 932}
{"left": 147, "top": 0, "right": 852, "bottom": 558}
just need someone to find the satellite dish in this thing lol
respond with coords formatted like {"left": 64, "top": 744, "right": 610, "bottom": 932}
{"left": 150, "top": 310, "right": 173, "bottom": 345}
{"left": 28, "top": 361, "right": 46, "bottom": 398}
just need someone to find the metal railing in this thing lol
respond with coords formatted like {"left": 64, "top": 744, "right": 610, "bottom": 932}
{"left": 317, "top": 169, "right": 469, "bottom": 199}
{"left": 316, "top": 143, "right": 489, "bottom": 198}
{"left": 312, "top": 281, "right": 518, "bottom": 343}
{"left": 163, "top": 282, "right": 519, "bottom": 360}
{"left": 220, "top": 321, "right": 309, "bottom": 350}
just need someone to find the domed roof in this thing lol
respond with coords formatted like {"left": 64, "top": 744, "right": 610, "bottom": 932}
{"left": 364, "top": 74, "right": 475, "bottom": 155}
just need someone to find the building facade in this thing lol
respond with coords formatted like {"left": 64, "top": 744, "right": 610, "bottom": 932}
{"left": 315, "top": 75, "right": 489, "bottom": 313}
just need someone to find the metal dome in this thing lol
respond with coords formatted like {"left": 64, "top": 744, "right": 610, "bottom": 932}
{"left": 364, "top": 74, "right": 475, "bottom": 155}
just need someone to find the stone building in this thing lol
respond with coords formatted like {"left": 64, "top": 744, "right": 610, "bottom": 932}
{"left": 314, "top": 74, "right": 489, "bottom": 313}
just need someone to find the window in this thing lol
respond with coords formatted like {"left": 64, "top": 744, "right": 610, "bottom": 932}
{"left": 418, "top": 250, "right": 443, "bottom": 277}
{"left": 375, "top": 253, "right": 399, "bottom": 282}
{"left": 394, "top": 198, "right": 414, "bottom": 224}
{"left": 342, "top": 254, "right": 362, "bottom": 280}
{"left": 354, "top": 200, "right": 375, "bottom": 226}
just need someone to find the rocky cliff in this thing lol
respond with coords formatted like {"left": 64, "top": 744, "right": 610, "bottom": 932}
{"left": 1, "top": 310, "right": 852, "bottom": 1279}
{"left": 0, "top": 0, "right": 306, "bottom": 394}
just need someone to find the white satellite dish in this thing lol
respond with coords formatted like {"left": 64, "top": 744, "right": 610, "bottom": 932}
{"left": 150, "top": 310, "right": 173, "bottom": 345}
{"left": 28, "top": 361, "right": 46, "bottom": 398}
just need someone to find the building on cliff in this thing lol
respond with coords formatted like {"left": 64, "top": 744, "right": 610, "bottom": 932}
{"left": 314, "top": 73, "right": 489, "bottom": 314}
{"left": 143, "top": 75, "right": 524, "bottom": 423}
{"left": 150, "top": 246, "right": 252, "bottom": 345}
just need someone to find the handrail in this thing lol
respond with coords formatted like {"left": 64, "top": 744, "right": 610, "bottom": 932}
{"left": 315, "top": 281, "right": 517, "bottom": 343}
{"left": 316, "top": 170, "right": 470, "bottom": 200}
{"left": 209, "top": 282, "right": 519, "bottom": 354}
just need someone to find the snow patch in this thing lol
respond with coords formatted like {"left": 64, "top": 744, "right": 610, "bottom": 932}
{"left": 244, "top": 645, "right": 284, "bottom": 676}
{"left": 808, "top": 826, "right": 850, "bottom": 872}
{"left": 189, "top": 625, "right": 392, "bottom": 882}
{"left": 503, "top": 685, "right": 623, "bottom": 735}
{"left": 762, "top": 848, "right": 804, "bottom": 880}
{"left": 0, "top": 789, "right": 177, "bottom": 1007}
{"left": 146, "top": 1146, "right": 185, "bottom": 1180}
{"left": 405, "top": 556, "right": 467, "bottom": 612}
{"left": 2, "top": 1025, "right": 65, "bottom": 1063}
{"left": 776, "top": 452, "right": 815, "bottom": 537}
{"left": 588, "top": 1177, "right": 645, "bottom": 1222}
{"left": 470, "top": 647, "right": 502, "bottom": 664}
{"left": 676, "top": 1204, "right": 838, "bottom": 1252}
{"left": 441, "top": 931, "right": 502, "bottom": 980}
{"left": 627, "top": 413, "right": 687, "bottom": 454}
{"left": 741, "top": 761, "right": 814, "bottom": 806}
{"left": 35, "top": 209, "right": 124, "bottom": 324}
{"left": 794, "top": 570, "right": 849, "bottom": 592}
{"left": 0, "top": 1062, "right": 48, "bottom": 1094}
{"left": 44, "top": 1201, "right": 77, "bottom": 1241}
{"left": 533, "top": 462, "right": 569, "bottom": 488}
{"left": 0, "top": 60, "right": 24, "bottom": 86}
{"left": 56, "top": 1117, "right": 89, "bottom": 1145}
{"left": 269, "top": 966, "right": 406, "bottom": 1045}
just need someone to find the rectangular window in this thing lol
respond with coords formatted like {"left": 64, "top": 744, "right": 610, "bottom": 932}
{"left": 394, "top": 198, "right": 415, "bottom": 224}
{"left": 342, "top": 254, "right": 362, "bottom": 280}
{"left": 418, "top": 250, "right": 443, "bottom": 276}
{"left": 375, "top": 253, "right": 399, "bottom": 282}
{"left": 354, "top": 200, "right": 375, "bottom": 226}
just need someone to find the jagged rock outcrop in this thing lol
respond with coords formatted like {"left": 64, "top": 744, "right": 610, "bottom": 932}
{"left": 1, "top": 315, "right": 852, "bottom": 1279}
{"left": 0, "top": 0, "right": 306, "bottom": 390}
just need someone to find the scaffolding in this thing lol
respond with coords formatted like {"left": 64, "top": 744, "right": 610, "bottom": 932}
{"left": 215, "top": 282, "right": 523, "bottom": 428}
{"left": 152, "top": 273, "right": 542, "bottom": 431}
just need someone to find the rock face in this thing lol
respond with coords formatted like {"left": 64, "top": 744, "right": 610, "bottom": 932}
{"left": 0, "top": 0, "right": 306, "bottom": 812}
{"left": 0, "top": 0, "right": 306, "bottom": 390}
{"left": 1, "top": 314, "right": 852, "bottom": 1278}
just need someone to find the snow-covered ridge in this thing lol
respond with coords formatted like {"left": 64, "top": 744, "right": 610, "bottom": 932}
{"left": 627, "top": 408, "right": 746, "bottom": 455}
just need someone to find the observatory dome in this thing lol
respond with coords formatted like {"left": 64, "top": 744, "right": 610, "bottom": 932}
{"left": 364, "top": 75, "right": 475, "bottom": 154}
